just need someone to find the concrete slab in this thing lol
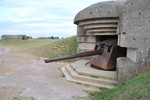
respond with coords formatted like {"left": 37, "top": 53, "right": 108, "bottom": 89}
{"left": 65, "top": 65, "right": 118, "bottom": 86}
{"left": 61, "top": 60, "right": 118, "bottom": 89}
{"left": 61, "top": 67, "right": 116, "bottom": 89}
{"left": 71, "top": 60, "right": 117, "bottom": 81}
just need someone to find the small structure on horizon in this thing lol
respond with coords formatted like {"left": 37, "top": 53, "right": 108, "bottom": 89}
{"left": 37, "top": 37, "right": 48, "bottom": 39}
{"left": 1, "top": 35, "right": 27, "bottom": 40}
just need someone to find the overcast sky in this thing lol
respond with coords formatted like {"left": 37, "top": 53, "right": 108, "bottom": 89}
{"left": 0, "top": 0, "right": 116, "bottom": 39}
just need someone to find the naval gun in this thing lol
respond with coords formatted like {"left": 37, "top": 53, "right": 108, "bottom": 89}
{"left": 44, "top": 39, "right": 126, "bottom": 70}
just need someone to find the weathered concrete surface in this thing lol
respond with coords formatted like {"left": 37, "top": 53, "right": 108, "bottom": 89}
{"left": 0, "top": 46, "right": 98, "bottom": 100}
{"left": 120, "top": 0, "right": 150, "bottom": 49}
{"left": 117, "top": 0, "right": 150, "bottom": 84}
{"left": 61, "top": 60, "right": 118, "bottom": 88}
{"left": 117, "top": 57, "right": 136, "bottom": 85}
{"left": 74, "top": 1, "right": 125, "bottom": 24}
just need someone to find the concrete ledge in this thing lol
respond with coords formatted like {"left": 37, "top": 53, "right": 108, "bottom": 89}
{"left": 61, "top": 60, "right": 118, "bottom": 89}
{"left": 83, "top": 24, "right": 117, "bottom": 30}
{"left": 65, "top": 65, "right": 117, "bottom": 86}
{"left": 61, "top": 67, "right": 116, "bottom": 89}
{"left": 79, "top": 19, "right": 119, "bottom": 27}
{"left": 71, "top": 60, "right": 117, "bottom": 81}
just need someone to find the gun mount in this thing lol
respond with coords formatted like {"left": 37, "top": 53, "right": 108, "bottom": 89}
{"left": 44, "top": 39, "right": 126, "bottom": 70}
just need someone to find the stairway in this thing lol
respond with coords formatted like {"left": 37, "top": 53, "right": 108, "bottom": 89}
{"left": 61, "top": 60, "right": 118, "bottom": 89}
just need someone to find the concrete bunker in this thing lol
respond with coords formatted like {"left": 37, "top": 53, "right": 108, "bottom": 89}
{"left": 1, "top": 35, "right": 27, "bottom": 40}
{"left": 74, "top": 2, "right": 126, "bottom": 69}
{"left": 74, "top": 0, "right": 150, "bottom": 85}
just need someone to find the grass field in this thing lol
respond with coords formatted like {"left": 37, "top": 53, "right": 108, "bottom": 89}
{"left": 0, "top": 36, "right": 77, "bottom": 62}
{"left": 87, "top": 71, "right": 150, "bottom": 100}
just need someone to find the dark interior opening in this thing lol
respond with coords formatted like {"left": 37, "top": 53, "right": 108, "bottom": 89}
{"left": 22, "top": 36, "right": 25, "bottom": 40}
{"left": 90, "top": 35, "right": 127, "bottom": 71}
{"left": 90, "top": 64, "right": 116, "bottom": 71}
{"left": 96, "top": 35, "right": 118, "bottom": 42}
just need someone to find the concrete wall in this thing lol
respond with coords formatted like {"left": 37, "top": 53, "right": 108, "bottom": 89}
{"left": 117, "top": 0, "right": 150, "bottom": 84}
{"left": 77, "top": 26, "right": 96, "bottom": 53}
{"left": 1, "top": 35, "right": 27, "bottom": 40}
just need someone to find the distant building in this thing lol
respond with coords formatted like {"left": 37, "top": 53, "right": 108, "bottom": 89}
{"left": 1, "top": 35, "right": 27, "bottom": 40}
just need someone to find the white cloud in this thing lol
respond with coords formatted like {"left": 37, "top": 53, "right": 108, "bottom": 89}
{"left": 21, "top": 21, "right": 75, "bottom": 28}
{"left": 0, "top": 0, "right": 117, "bottom": 38}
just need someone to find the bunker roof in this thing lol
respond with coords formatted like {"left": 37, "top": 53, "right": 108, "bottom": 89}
{"left": 74, "top": 1, "right": 126, "bottom": 24}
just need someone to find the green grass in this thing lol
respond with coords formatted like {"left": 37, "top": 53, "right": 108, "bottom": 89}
{"left": 12, "top": 97, "right": 20, "bottom": 100}
{"left": 90, "top": 75, "right": 99, "bottom": 78}
{"left": 88, "top": 71, "right": 150, "bottom": 100}
{"left": 0, "top": 36, "right": 77, "bottom": 62}
{"left": 37, "top": 35, "right": 77, "bottom": 62}
{"left": 58, "top": 68, "right": 65, "bottom": 77}
{"left": 0, "top": 39, "right": 58, "bottom": 52}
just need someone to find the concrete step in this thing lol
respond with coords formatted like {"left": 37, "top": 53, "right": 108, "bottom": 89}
{"left": 65, "top": 65, "right": 118, "bottom": 86}
{"left": 61, "top": 60, "right": 118, "bottom": 89}
{"left": 70, "top": 60, "right": 117, "bottom": 81}
{"left": 61, "top": 67, "right": 116, "bottom": 89}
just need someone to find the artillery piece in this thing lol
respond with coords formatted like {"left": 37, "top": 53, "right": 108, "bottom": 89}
{"left": 45, "top": 39, "right": 126, "bottom": 70}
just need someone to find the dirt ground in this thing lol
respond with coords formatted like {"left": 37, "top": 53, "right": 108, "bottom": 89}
{"left": 0, "top": 46, "right": 98, "bottom": 100}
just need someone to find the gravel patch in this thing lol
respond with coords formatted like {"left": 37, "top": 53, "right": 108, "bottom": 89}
{"left": 0, "top": 46, "right": 99, "bottom": 100}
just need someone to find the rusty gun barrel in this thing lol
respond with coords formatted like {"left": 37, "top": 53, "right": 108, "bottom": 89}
{"left": 45, "top": 49, "right": 103, "bottom": 63}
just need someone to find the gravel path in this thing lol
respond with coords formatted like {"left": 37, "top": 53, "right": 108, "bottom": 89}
{"left": 0, "top": 46, "right": 98, "bottom": 100}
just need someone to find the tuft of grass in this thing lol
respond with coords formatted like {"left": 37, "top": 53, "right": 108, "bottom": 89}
{"left": 58, "top": 68, "right": 65, "bottom": 77}
{"left": 90, "top": 75, "right": 99, "bottom": 78}
{"left": 61, "top": 74, "right": 65, "bottom": 77}
{"left": 87, "top": 71, "right": 150, "bottom": 100}
{"left": 12, "top": 97, "right": 20, "bottom": 100}
{"left": 75, "top": 82, "right": 82, "bottom": 84}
